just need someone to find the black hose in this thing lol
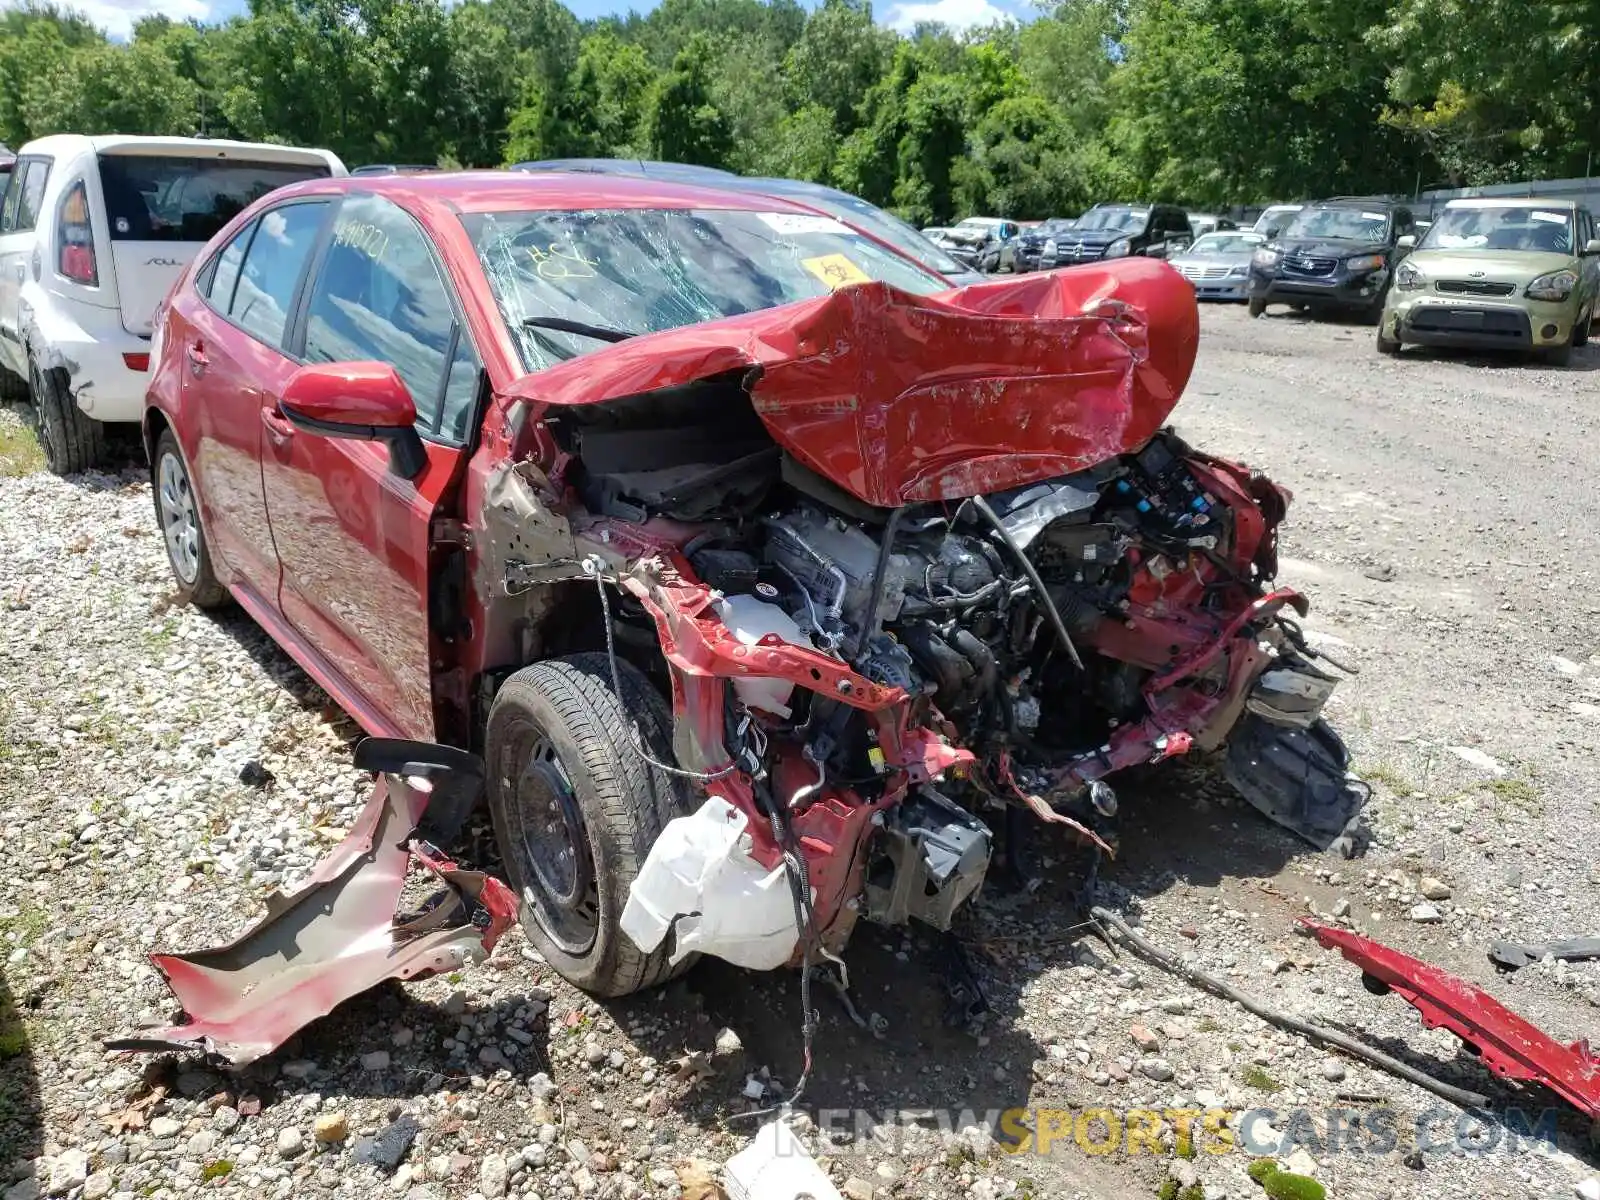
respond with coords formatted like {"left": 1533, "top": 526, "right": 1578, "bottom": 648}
{"left": 856, "top": 505, "right": 907, "bottom": 658}
{"left": 971, "top": 495, "right": 1085, "bottom": 672}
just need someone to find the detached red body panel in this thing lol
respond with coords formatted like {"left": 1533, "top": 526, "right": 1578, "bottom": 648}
{"left": 1301, "top": 918, "right": 1600, "bottom": 1120}
{"left": 506, "top": 259, "right": 1198, "bottom": 507}
{"left": 109, "top": 759, "right": 516, "bottom": 1066}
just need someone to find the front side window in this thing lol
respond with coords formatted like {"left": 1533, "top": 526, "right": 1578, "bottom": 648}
{"left": 1421, "top": 205, "right": 1574, "bottom": 254}
{"left": 97, "top": 154, "right": 330, "bottom": 244}
{"left": 465, "top": 206, "right": 949, "bottom": 373}
{"left": 231, "top": 201, "right": 328, "bottom": 349}
{"left": 302, "top": 193, "right": 466, "bottom": 438}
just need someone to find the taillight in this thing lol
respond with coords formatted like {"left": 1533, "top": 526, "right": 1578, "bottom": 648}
{"left": 57, "top": 181, "right": 97, "bottom": 285}
{"left": 122, "top": 352, "right": 149, "bottom": 372}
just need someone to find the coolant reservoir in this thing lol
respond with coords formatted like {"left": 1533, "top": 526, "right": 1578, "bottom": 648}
{"left": 713, "top": 593, "right": 809, "bottom": 717}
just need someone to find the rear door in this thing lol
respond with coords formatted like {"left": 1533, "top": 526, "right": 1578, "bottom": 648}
{"left": 261, "top": 192, "right": 481, "bottom": 740}
{"left": 180, "top": 198, "right": 333, "bottom": 603}
{"left": 0, "top": 155, "right": 51, "bottom": 377}
{"left": 97, "top": 151, "right": 333, "bottom": 338}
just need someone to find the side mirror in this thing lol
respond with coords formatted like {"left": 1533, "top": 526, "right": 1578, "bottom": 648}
{"left": 1584, "top": 239, "right": 1600, "bottom": 256}
{"left": 1396, "top": 234, "right": 1416, "bottom": 250}
{"left": 279, "top": 361, "right": 428, "bottom": 479}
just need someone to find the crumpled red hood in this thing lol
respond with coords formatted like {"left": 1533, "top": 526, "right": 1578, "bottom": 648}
{"left": 504, "top": 257, "right": 1199, "bottom": 507}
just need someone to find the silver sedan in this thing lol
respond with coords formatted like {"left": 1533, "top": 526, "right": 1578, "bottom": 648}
{"left": 1167, "top": 231, "right": 1265, "bottom": 301}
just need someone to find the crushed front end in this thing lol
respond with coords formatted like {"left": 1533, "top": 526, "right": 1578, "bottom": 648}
{"left": 493, "top": 260, "right": 1362, "bottom": 981}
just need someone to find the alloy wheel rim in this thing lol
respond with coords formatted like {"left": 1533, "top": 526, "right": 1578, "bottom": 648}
{"left": 157, "top": 452, "right": 201, "bottom": 585}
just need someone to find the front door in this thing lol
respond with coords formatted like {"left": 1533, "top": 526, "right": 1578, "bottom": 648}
{"left": 261, "top": 193, "right": 480, "bottom": 741}
{"left": 0, "top": 156, "right": 51, "bottom": 377}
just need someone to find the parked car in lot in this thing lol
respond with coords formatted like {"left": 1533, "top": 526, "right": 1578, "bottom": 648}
{"left": 139, "top": 170, "right": 1353, "bottom": 1012}
{"left": 350, "top": 164, "right": 443, "bottom": 176}
{"left": 1168, "top": 230, "right": 1264, "bottom": 300}
{"left": 928, "top": 217, "right": 1021, "bottom": 271}
{"left": 0, "top": 135, "right": 344, "bottom": 472}
{"left": 1047, "top": 203, "right": 1192, "bottom": 264}
{"left": 1378, "top": 197, "right": 1600, "bottom": 365}
{"left": 1187, "top": 213, "right": 1237, "bottom": 238}
{"left": 514, "top": 159, "right": 982, "bottom": 286}
{"left": 1252, "top": 204, "right": 1303, "bottom": 236}
{"left": 0, "top": 145, "right": 13, "bottom": 195}
{"left": 1012, "top": 217, "right": 1078, "bottom": 272}
{"left": 1247, "top": 198, "right": 1417, "bottom": 320}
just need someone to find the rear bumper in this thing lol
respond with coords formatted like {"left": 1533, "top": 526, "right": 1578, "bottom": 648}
{"left": 21, "top": 296, "right": 150, "bottom": 423}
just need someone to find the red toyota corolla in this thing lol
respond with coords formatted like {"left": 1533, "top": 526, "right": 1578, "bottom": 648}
{"left": 142, "top": 172, "right": 1358, "bottom": 1043}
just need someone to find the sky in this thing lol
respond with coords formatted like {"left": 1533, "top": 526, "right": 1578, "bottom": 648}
{"left": 33, "top": 0, "right": 1022, "bottom": 40}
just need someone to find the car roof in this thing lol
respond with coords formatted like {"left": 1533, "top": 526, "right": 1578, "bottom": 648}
{"left": 267, "top": 169, "right": 867, "bottom": 217}
{"left": 512, "top": 158, "right": 740, "bottom": 182}
{"left": 1443, "top": 197, "right": 1577, "bottom": 210}
{"left": 16, "top": 134, "right": 341, "bottom": 168}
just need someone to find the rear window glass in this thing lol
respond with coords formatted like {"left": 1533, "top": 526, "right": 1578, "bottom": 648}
{"left": 97, "top": 155, "right": 330, "bottom": 244}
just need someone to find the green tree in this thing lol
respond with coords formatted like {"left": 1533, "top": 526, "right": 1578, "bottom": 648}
{"left": 644, "top": 33, "right": 734, "bottom": 167}
{"left": 782, "top": 0, "right": 891, "bottom": 135}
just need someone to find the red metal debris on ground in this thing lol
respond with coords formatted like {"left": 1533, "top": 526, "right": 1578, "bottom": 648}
{"left": 1300, "top": 918, "right": 1600, "bottom": 1120}
{"left": 107, "top": 741, "right": 516, "bottom": 1066}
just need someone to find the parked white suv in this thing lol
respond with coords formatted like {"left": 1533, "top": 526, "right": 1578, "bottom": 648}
{"left": 0, "top": 135, "right": 345, "bottom": 472}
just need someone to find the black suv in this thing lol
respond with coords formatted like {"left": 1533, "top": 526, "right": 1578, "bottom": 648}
{"left": 1041, "top": 203, "right": 1193, "bottom": 267}
{"left": 1247, "top": 198, "right": 1417, "bottom": 318}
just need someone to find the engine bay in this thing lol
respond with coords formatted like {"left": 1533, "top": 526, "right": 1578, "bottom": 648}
{"left": 538, "top": 382, "right": 1359, "bottom": 977}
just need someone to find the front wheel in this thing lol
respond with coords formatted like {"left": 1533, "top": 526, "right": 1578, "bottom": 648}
{"left": 1248, "top": 296, "right": 1267, "bottom": 318}
{"left": 485, "top": 653, "right": 697, "bottom": 997}
{"left": 1376, "top": 321, "right": 1402, "bottom": 356}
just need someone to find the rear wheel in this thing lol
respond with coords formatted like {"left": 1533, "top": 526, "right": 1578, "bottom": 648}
{"left": 30, "top": 357, "right": 103, "bottom": 474}
{"left": 152, "top": 429, "right": 228, "bottom": 608}
{"left": 486, "top": 653, "right": 697, "bottom": 997}
{"left": 1248, "top": 296, "right": 1267, "bottom": 318}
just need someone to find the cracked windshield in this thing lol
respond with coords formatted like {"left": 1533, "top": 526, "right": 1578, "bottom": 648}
{"left": 465, "top": 207, "right": 948, "bottom": 370}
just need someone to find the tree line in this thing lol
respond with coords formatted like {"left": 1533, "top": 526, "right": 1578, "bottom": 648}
{"left": 1, "top": 0, "right": 1595, "bottom": 226}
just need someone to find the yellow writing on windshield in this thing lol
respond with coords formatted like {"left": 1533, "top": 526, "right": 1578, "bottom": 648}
{"left": 528, "top": 242, "right": 600, "bottom": 280}
{"left": 802, "top": 253, "right": 871, "bottom": 290}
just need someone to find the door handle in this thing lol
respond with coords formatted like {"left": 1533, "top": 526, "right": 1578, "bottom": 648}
{"left": 260, "top": 407, "right": 296, "bottom": 441}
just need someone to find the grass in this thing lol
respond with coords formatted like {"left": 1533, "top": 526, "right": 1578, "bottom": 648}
{"left": 1241, "top": 1065, "right": 1282, "bottom": 1094}
{"left": 1, "top": 905, "right": 49, "bottom": 948}
{"left": 200, "top": 1161, "right": 233, "bottom": 1182}
{"left": 1483, "top": 776, "right": 1541, "bottom": 812}
{"left": 1196, "top": 1017, "right": 1221, "bottom": 1034}
{"left": 0, "top": 413, "right": 44, "bottom": 478}
{"left": 1357, "top": 762, "right": 1417, "bottom": 795}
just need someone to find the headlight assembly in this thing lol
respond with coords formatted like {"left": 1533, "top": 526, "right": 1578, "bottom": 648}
{"left": 1526, "top": 269, "right": 1577, "bottom": 301}
{"left": 1105, "top": 238, "right": 1132, "bottom": 258}
{"left": 1395, "top": 261, "right": 1425, "bottom": 291}
{"left": 1345, "top": 254, "right": 1387, "bottom": 274}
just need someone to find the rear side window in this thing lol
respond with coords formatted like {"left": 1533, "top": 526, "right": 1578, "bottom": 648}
{"left": 203, "top": 219, "right": 254, "bottom": 313}
{"left": 231, "top": 201, "right": 329, "bottom": 349}
{"left": 97, "top": 155, "right": 331, "bottom": 244}
{"left": 302, "top": 193, "right": 469, "bottom": 440}
{"left": 0, "top": 157, "right": 50, "bottom": 233}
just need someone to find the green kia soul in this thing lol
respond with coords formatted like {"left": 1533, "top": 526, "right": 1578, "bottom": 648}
{"left": 1378, "top": 198, "right": 1600, "bottom": 365}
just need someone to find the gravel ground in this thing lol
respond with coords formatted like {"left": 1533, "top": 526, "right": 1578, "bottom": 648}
{"left": 2, "top": 304, "right": 1598, "bottom": 1200}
